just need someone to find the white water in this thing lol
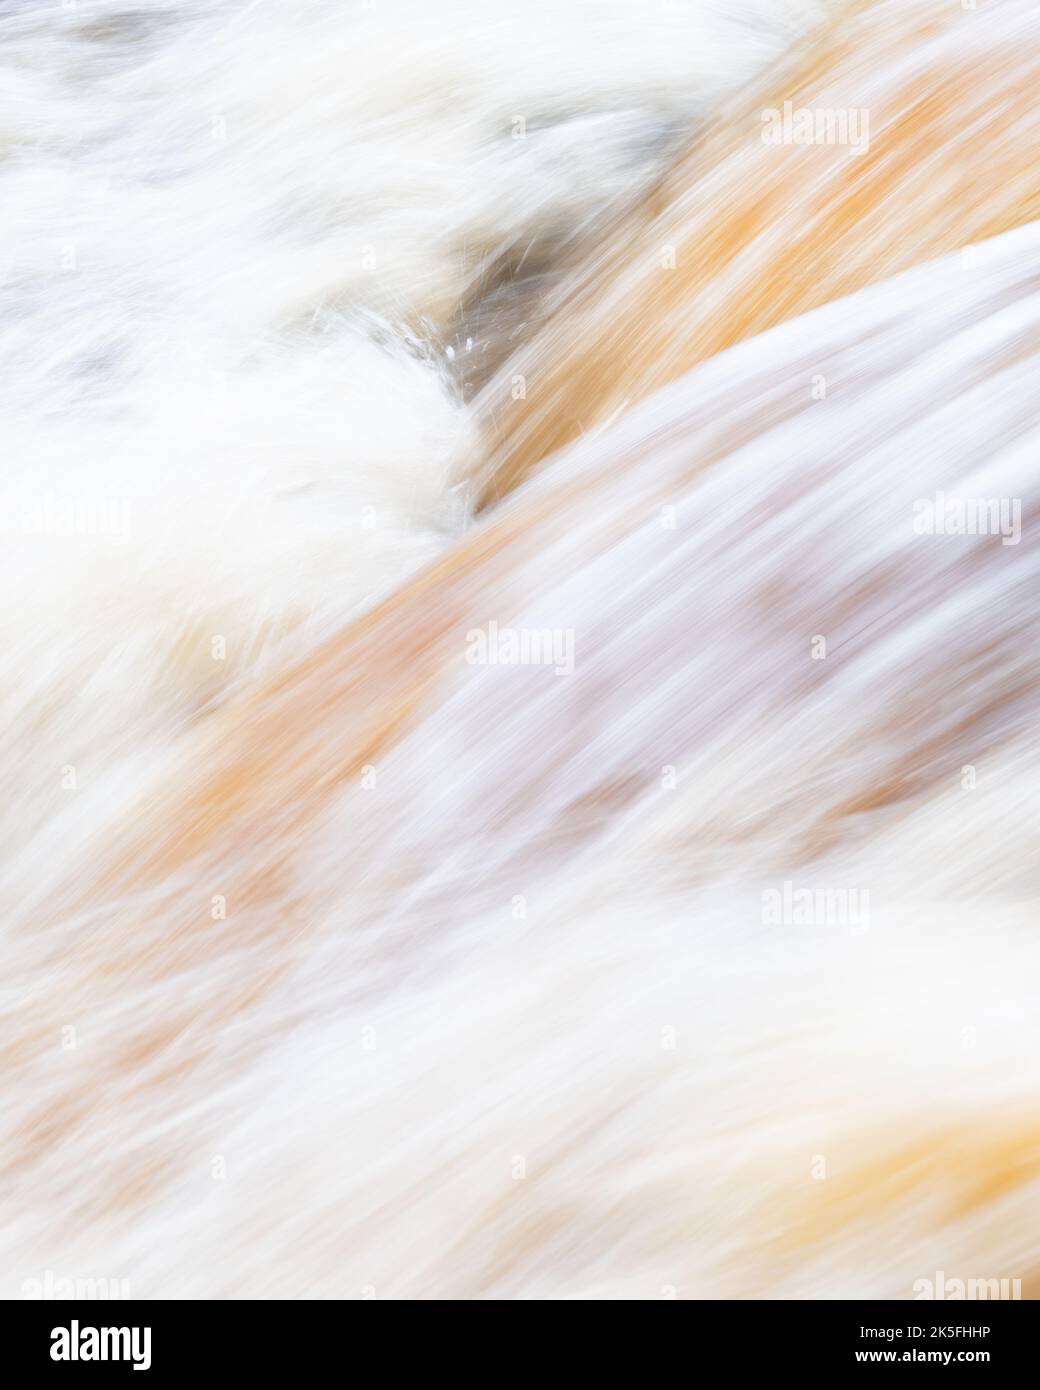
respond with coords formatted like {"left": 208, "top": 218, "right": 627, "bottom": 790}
{"left": 0, "top": 0, "right": 819, "bottom": 854}
{"left": 3, "top": 1, "right": 1039, "bottom": 1300}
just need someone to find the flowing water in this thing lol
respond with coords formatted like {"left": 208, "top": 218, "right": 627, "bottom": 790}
{"left": 2, "top": 0, "right": 1038, "bottom": 1299}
